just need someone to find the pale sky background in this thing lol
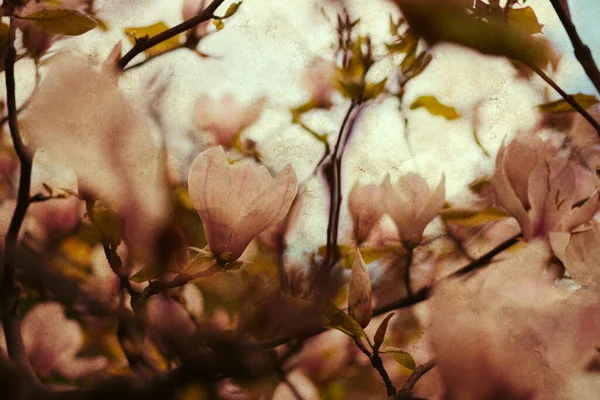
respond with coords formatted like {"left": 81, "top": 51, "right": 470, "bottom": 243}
{"left": 8, "top": 0, "right": 600, "bottom": 261}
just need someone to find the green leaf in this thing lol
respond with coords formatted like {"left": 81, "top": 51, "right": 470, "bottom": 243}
{"left": 223, "top": 2, "right": 242, "bottom": 18}
{"left": 373, "top": 313, "right": 395, "bottom": 352}
{"left": 17, "top": 9, "right": 97, "bottom": 36}
{"left": 363, "top": 78, "right": 388, "bottom": 101}
{"left": 507, "top": 6, "right": 543, "bottom": 36}
{"left": 124, "top": 22, "right": 182, "bottom": 57}
{"left": 382, "top": 347, "right": 416, "bottom": 372}
{"left": 323, "top": 299, "right": 368, "bottom": 340}
{"left": 410, "top": 95, "right": 460, "bottom": 120}
{"left": 537, "top": 93, "right": 600, "bottom": 113}
{"left": 90, "top": 207, "right": 121, "bottom": 248}
{"left": 440, "top": 207, "right": 509, "bottom": 227}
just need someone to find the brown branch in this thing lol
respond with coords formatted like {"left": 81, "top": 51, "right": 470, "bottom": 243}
{"left": 0, "top": 17, "right": 38, "bottom": 386}
{"left": 117, "top": 0, "right": 225, "bottom": 70}
{"left": 549, "top": 0, "right": 600, "bottom": 94}
{"left": 354, "top": 338, "right": 397, "bottom": 396}
{"left": 530, "top": 64, "right": 600, "bottom": 136}
{"left": 397, "top": 358, "right": 438, "bottom": 398}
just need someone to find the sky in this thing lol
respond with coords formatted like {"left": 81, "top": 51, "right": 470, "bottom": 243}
{"left": 8, "top": 0, "right": 600, "bottom": 261}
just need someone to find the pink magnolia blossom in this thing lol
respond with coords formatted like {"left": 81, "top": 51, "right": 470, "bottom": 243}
{"left": 429, "top": 240, "right": 600, "bottom": 399}
{"left": 303, "top": 57, "right": 336, "bottom": 109}
{"left": 348, "top": 181, "right": 385, "bottom": 243}
{"left": 194, "top": 94, "right": 266, "bottom": 148}
{"left": 550, "top": 221, "right": 600, "bottom": 288}
{"left": 22, "top": 52, "right": 169, "bottom": 260}
{"left": 188, "top": 146, "right": 298, "bottom": 262}
{"left": 21, "top": 302, "right": 107, "bottom": 379}
{"left": 381, "top": 173, "right": 445, "bottom": 245}
{"left": 492, "top": 136, "right": 600, "bottom": 240}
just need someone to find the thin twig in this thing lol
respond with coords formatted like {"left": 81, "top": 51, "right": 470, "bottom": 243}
{"left": 354, "top": 338, "right": 397, "bottom": 396}
{"left": 117, "top": 0, "right": 225, "bottom": 70}
{"left": 0, "top": 17, "right": 38, "bottom": 385}
{"left": 549, "top": 0, "right": 600, "bottom": 94}
{"left": 530, "top": 64, "right": 600, "bottom": 136}
{"left": 398, "top": 358, "right": 438, "bottom": 397}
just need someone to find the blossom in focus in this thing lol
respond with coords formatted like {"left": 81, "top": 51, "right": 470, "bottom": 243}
{"left": 348, "top": 181, "right": 385, "bottom": 243}
{"left": 381, "top": 173, "right": 445, "bottom": 245}
{"left": 303, "top": 57, "right": 336, "bottom": 109}
{"left": 188, "top": 146, "right": 298, "bottom": 261}
{"left": 492, "top": 136, "right": 600, "bottom": 240}
{"left": 194, "top": 94, "right": 266, "bottom": 148}
{"left": 21, "top": 302, "right": 107, "bottom": 379}
{"left": 428, "top": 240, "right": 600, "bottom": 399}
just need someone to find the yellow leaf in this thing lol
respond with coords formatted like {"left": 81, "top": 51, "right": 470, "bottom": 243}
{"left": 213, "top": 19, "right": 225, "bottom": 31}
{"left": 382, "top": 347, "right": 416, "bottom": 375}
{"left": 18, "top": 9, "right": 97, "bottom": 36}
{"left": 223, "top": 2, "right": 242, "bottom": 18}
{"left": 410, "top": 95, "right": 459, "bottom": 120}
{"left": 507, "top": 6, "right": 543, "bottom": 36}
{"left": 537, "top": 93, "right": 600, "bottom": 113}
{"left": 441, "top": 207, "right": 509, "bottom": 227}
{"left": 124, "top": 22, "right": 182, "bottom": 57}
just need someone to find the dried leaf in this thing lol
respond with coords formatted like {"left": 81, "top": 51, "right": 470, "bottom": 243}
{"left": 373, "top": 313, "right": 395, "bottom": 352}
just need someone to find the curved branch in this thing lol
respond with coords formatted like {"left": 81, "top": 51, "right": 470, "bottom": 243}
{"left": 117, "top": 0, "right": 225, "bottom": 70}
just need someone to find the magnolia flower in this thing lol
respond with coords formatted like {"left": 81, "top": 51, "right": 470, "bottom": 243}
{"left": 22, "top": 52, "right": 169, "bottom": 259}
{"left": 382, "top": 173, "right": 445, "bottom": 245}
{"left": 492, "top": 136, "right": 600, "bottom": 240}
{"left": 188, "top": 146, "right": 298, "bottom": 262}
{"left": 348, "top": 182, "right": 385, "bottom": 243}
{"left": 550, "top": 221, "right": 600, "bottom": 288}
{"left": 428, "top": 240, "right": 600, "bottom": 399}
{"left": 194, "top": 94, "right": 266, "bottom": 148}
{"left": 303, "top": 57, "right": 336, "bottom": 109}
{"left": 20, "top": 302, "right": 107, "bottom": 379}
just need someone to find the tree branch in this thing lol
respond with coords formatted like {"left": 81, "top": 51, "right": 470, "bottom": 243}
{"left": 530, "top": 64, "right": 600, "bottom": 136}
{"left": 0, "top": 17, "right": 38, "bottom": 386}
{"left": 549, "top": 0, "right": 600, "bottom": 94}
{"left": 396, "top": 358, "right": 438, "bottom": 398}
{"left": 354, "top": 338, "right": 397, "bottom": 396}
{"left": 117, "top": 0, "right": 225, "bottom": 70}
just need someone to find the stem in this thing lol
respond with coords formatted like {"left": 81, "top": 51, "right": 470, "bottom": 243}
{"left": 397, "top": 358, "right": 438, "bottom": 397}
{"left": 0, "top": 17, "right": 37, "bottom": 384}
{"left": 117, "top": 0, "right": 226, "bottom": 70}
{"left": 549, "top": 0, "right": 600, "bottom": 94}
{"left": 354, "top": 338, "right": 397, "bottom": 396}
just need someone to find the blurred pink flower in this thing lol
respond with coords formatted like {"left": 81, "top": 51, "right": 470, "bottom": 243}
{"left": 21, "top": 302, "right": 107, "bottom": 379}
{"left": 145, "top": 294, "right": 196, "bottom": 340}
{"left": 382, "top": 173, "right": 445, "bottom": 245}
{"left": 429, "top": 240, "right": 600, "bottom": 399}
{"left": 492, "top": 136, "right": 599, "bottom": 240}
{"left": 194, "top": 94, "right": 266, "bottom": 148}
{"left": 182, "top": 0, "right": 209, "bottom": 37}
{"left": 22, "top": 52, "right": 169, "bottom": 260}
{"left": 348, "top": 182, "right": 385, "bottom": 243}
{"left": 550, "top": 221, "right": 600, "bottom": 288}
{"left": 304, "top": 57, "right": 336, "bottom": 109}
{"left": 188, "top": 147, "right": 298, "bottom": 262}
